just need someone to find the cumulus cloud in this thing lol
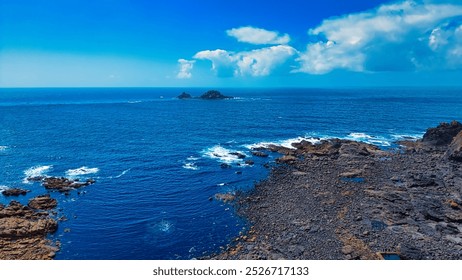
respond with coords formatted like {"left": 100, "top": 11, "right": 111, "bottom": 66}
{"left": 194, "top": 45, "right": 297, "bottom": 77}
{"left": 226, "top": 26, "right": 290, "bottom": 45}
{"left": 297, "top": 0, "right": 462, "bottom": 74}
{"left": 176, "top": 59, "right": 195, "bottom": 79}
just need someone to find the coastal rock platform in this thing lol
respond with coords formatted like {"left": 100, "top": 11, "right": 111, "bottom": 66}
{"left": 209, "top": 122, "right": 462, "bottom": 260}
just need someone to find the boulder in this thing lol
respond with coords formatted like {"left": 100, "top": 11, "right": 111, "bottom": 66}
{"left": 422, "top": 121, "right": 462, "bottom": 146}
{"left": 446, "top": 131, "right": 462, "bottom": 162}
{"left": 252, "top": 151, "right": 269, "bottom": 158}
{"left": 177, "top": 92, "right": 192, "bottom": 99}
{"left": 276, "top": 155, "right": 297, "bottom": 164}
{"left": 1, "top": 188, "right": 30, "bottom": 197}
{"left": 199, "top": 90, "right": 232, "bottom": 100}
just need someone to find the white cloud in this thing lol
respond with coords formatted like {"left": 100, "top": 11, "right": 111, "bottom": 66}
{"left": 176, "top": 59, "right": 195, "bottom": 79}
{"left": 194, "top": 45, "right": 297, "bottom": 77}
{"left": 226, "top": 26, "right": 290, "bottom": 45}
{"left": 298, "top": 0, "right": 462, "bottom": 74}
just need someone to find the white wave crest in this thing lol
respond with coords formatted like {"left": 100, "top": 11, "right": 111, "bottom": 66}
{"left": 65, "top": 166, "right": 99, "bottom": 176}
{"left": 246, "top": 136, "right": 322, "bottom": 150}
{"left": 0, "top": 146, "right": 8, "bottom": 151}
{"left": 114, "top": 168, "right": 131, "bottom": 178}
{"left": 0, "top": 185, "right": 10, "bottom": 192}
{"left": 203, "top": 146, "right": 249, "bottom": 163}
{"left": 346, "top": 133, "right": 391, "bottom": 147}
{"left": 23, "top": 165, "right": 53, "bottom": 183}
{"left": 183, "top": 162, "right": 199, "bottom": 170}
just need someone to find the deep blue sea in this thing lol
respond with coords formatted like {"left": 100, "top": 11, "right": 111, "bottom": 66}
{"left": 1, "top": 87, "right": 461, "bottom": 259}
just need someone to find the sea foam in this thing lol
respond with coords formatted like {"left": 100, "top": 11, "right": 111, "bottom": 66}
{"left": 23, "top": 165, "right": 53, "bottom": 183}
{"left": 65, "top": 166, "right": 99, "bottom": 176}
{"left": 0, "top": 146, "right": 8, "bottom": 151}
{"left": 203, "top": 145, "right": 249, "bottom": 163}
{"left": 246, "top": 136, "right": 322, "bottom": 150}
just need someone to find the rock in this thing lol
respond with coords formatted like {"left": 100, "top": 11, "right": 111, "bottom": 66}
{"left": 199, "top": 90, "right": 232, "bottom": 100}
{"left": 341, "top": 245, "right": 354, "bottom": 255}
{"left": 177, "top": 92, "right": 192, "bottom": 99}
{"left": 215, "top": 193, "right": 235, "bottom": 203}
{"left": 229, "top": 152, "right": 246, "bottom": 159}
{"left": 446, "top": 131, "right": 462, "bottom": 162}
{"left": 339, "top": 169, "right": 363, "bottom": 178}
{"left": 1, "top": 188, "right": 30, "bottom": 197}
{"left": 26, "top": 176, "right": 44, "bottom": 182}
{"left": 245, "top": 160, "right": 255, "bottom": 165}
{"left": 276, "top": 155, "right": 297, "bottom": 164}
{"left": 220, "top": 163, "right": 232, "bottom": 169}
{"left": 252, "top": 151, "right": 269, "bottom": 157}
{"left": 422, "top": 121, "right": 462, "bottom": 146}
{"left": 28, "top": 194, "right": 57, "bottom": 210}
{"left": 42, "top": 177, "right": 95, "bottom": 192}
{"left": 0, "top": 199, "right": 59, "bottom": 260}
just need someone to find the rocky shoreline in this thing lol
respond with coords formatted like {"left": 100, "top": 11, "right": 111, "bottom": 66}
{"left": 208, "top": 121, "right": 462, "bottom": 260}
{"left": 0, "top": 176, "right": 95, "bottom": 260}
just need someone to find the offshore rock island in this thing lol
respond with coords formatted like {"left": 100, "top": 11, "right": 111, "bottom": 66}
{"left": 177, "top": 90, "right": 233, "bottom": 100}
{"left": 210, "top": 121, "right": 462, "bottom": 260}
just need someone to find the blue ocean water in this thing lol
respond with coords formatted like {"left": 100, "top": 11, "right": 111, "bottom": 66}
{"left": 0, "top": 87, "right": 461, "bottom": 259}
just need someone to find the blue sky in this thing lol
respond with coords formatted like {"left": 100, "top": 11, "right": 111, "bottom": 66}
{"left": 1, "top": 0, "right": 462, "bottom": 87}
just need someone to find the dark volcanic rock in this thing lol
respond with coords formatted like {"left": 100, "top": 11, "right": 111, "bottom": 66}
{"left": 446, "top": 131, "right": 462, "bottom": 162}
{"left": 252, "top": 151, "right": 269, "bottom": 158}
{"left": 199, "top": 90, "right": 232, "bottom": 100}
{"left": 208, "top": 121, "right": 462, "bottom": 260}
{"left": 1, "top": 188, "right": 30, "bottom": 197}
{"left": 28, "top": 194, "right": 57, "bottom": 210}
{"left": 177, "top": 92, "right": 192, "bottom": 99}
{"left": 422, "top": 121, "right": 462, "bottom": 146}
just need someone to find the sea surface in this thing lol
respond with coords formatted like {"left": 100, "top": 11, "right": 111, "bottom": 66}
{"left": 1, "top": 87, "right": 461, "bottom": 259}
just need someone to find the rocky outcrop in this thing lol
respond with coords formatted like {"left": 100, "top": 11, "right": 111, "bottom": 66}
{"left": 199, "top": 90, "right": 232, "bottom": 100}
{"left": 42, "top": 177, "right": 95, "bottom": 193}
{"left": 177, "top": 92, "right": 192, "bottom": 99}
{"left": 1, "top": 188, "right": 30, "bottom": 196}
{"left": 422, "top": 121, "right": 462, "bottom": 146}
{"left": 209, "top": 122, "right": 462, "bottom": 260}
{"left": 28, "top": 194, "right": 57, "bottom": 210}
{"left": 0, "top": 200, "right": 59, "bottom": 260}
{"left": 446, "top": 131, "right": 462, "bottom": 162}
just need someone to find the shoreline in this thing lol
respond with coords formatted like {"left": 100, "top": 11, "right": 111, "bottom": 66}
{"left": 207, "top": 121, "right": 462, "bottom": 260}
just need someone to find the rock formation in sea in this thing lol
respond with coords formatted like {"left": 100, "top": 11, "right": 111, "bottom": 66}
{"left": 177, "top": 92, "right": 192, "bottom": 99}
{"left": 199, "top": 90, "right": 232, "bottom": 100}
{"left": 0, "top": 200, "right": 59, "bottom": 260}
{"left": 208, "top": 121, "right": 462, "bottom": 260}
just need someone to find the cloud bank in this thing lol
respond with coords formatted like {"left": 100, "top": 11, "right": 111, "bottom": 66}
{"left": 183, "top": 0, "right": 462, "bottom": 78}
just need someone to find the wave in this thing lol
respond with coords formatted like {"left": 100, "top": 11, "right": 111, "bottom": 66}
{"left": 0, "top": 146, "right": 8, "bottom": 151}
{"left": 182, "top": 162, "right": 199, "bottom": 170}
{"left": 0, "top": 185, "right": 10, "bottom": 192}
{"left": 346, "top": 133, "right": 391, "bottom": 147}
{"left": 203, "top": 145, "right": 249, "bottom": 164}
{"left": 65, "top": 166, "right": 99, "bottom": 176}
{"left": 245, "top": 136, "right": 323, "bottom": 150}
{"left": 23, "top": 165, "right": 53, "bottom": 183}
{"left": 114, "top": 168, "right": 131, "bottom": 178}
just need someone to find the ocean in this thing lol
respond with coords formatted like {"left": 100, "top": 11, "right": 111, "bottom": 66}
{"left": 0, "top": 87, "right": 461, "bottom": 259}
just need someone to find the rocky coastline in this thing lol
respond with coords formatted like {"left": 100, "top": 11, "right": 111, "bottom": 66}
{"left": 0, "top": 176, "right": 95, "bottom": 260}
{"left": 209, "top": 121, "right": 462, "bottom": 260}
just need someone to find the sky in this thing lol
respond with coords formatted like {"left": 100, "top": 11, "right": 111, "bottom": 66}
{"left": 1, "top": 0, "right": 462, "bottom": 87}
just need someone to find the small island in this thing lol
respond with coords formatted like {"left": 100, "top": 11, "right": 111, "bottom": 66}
{"left": 176, "top": 90, "right": 232, "bottom": 100}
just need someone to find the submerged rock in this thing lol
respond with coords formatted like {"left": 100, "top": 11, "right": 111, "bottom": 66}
{"left": 1, "top": 188, "right": 30, "bottom": 197}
